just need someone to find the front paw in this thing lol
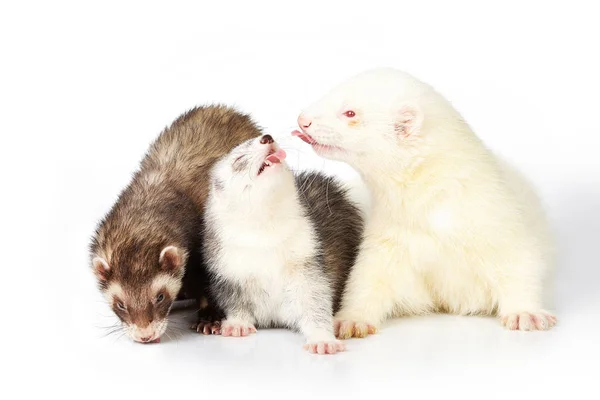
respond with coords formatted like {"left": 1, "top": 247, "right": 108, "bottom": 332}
{"left": 192, "top": 320, "right": 222, "bottom": 335}
{"left": 221, "top": 321, "right": 257, "bottom": 337}
{"left": 334, "top": 320, "right": 377, "bottom": 339}
{"left": 303, "top": 339, "right": 346, "bottom": 355}
{"left": 500, "top": 311, "right": 557, "bottom": 331}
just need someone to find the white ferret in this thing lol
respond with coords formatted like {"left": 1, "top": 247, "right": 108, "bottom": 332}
{"left": 202, "top": 134, "right": 364, "bottom": 354}
{"left": 293, "top": 68, "right": 556, "bottom": 337}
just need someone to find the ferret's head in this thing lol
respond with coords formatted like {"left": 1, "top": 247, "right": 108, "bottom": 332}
{"left": 209, "top": 134, "right": 289, "bottom": 201}
{"left": 90, "top": 245, "right": 186, "bottom": 344}
{"left": 294, "top": 68, "right": 442, "bottom": 170}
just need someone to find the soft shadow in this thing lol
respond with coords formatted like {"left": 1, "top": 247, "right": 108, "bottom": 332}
{"left": 550, "top": 185, "right": 600, "bottom": 313}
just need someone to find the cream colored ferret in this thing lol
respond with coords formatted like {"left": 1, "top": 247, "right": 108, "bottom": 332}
{"left": 293, "top": 68, "right": 556, "bottom": 337}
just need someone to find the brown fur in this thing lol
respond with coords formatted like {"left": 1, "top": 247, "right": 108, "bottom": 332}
{"left": 139, "top": 105, "right": 265, "bottom": 207}
{"left": 90, "top": 105, "right": 263, "bottom": 329}
{"left": 293, "top": 172, "right": 365, "bottom": 313}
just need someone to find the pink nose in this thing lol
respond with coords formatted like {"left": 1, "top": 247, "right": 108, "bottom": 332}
{"left": 298, "top": 114, "right": 312, "bottom": 129}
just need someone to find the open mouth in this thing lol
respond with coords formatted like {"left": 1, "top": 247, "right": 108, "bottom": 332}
{"left": 292, "top": 130, "right": 344, "bottom": 153}
{"left": 292, "top": 130, "right": 316, "bottom": 145}
{"left": 258, "top": 148, "right": 286, "bottom": 175}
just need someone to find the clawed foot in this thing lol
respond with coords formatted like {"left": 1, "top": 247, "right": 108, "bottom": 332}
{"left": 303, "top": 340, "right": 346, "bottom": 355}
{"left": 500, "top": 311, "right": 557, "bottom": 331}
{"left": 221, "top": 321, "right": 257, "bottom": 337}
{"left": 191, "top": 320, "right": 222, "bottom": 335}
{"left": 334, "top": 320, "right": 377, "bottom": 339}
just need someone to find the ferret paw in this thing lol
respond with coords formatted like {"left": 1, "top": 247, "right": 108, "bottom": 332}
{"left": 334, "top": 320, "right": 377, "bottom": 339}
{"left": 303, "top": 340, "right": 346, "bottom": 355}
{"left": 500, "top": 311, "right": 557, "bottom": 331}
{"left": 191, "top": 320, "right": 222, "bottom": 335}
{"left": 221, "top": 321, "right": 257, "bottom": 337}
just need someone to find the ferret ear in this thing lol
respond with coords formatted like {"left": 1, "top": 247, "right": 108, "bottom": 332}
{"left": 159, "top": 246, "right": 187, "bottom": 273}
{"left": 92, "top": 257, "right": 111, "bottom": 282}
{"left": 395, "top": 102, "right": 423, "bottom": 138}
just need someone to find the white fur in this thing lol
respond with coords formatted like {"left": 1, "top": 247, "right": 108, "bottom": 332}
{"left": 206, "top": 136, "right": 343, "bottom": 351}
{"left": 150, "top": 273, "right": 182, "bottom": 300}
{"left": 104, "top": 281, "right": 123, "bottom": 304}
{"left": 298, "top": 68, "right": 556, "bottom": 332}
{"left": 340, "top": 174, "right": 372, "bottom": 220}
{"left": 127, "top": 319, "right": 167, "bottom": 343}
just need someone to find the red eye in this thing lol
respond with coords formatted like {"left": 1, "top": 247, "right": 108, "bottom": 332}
{"left": 344, "top": 110, "right": 356, "bottom": 118}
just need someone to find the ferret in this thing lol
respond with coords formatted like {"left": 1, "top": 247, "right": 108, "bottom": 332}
{"left": 90, "top": 105, "right": 263, "bottom": 343}
{"left": 293, "top": 68, "right": 557, "bottom": 337}
{"left": 202, "top": 134, "right": 364, "bottom": 354}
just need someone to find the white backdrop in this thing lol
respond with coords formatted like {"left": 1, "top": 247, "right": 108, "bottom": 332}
{"left": 2, "top": 1, "right": 599, "bottom": 399}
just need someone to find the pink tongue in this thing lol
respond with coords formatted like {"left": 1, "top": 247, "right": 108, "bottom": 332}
{"left": 266, "top": 148, "right": 286, "bottom": 164}
{"left": 292, "top": 130, "right": 315, "bottom": 144}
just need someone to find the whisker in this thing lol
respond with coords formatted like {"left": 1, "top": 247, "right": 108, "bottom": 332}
{"left": 113, "top": 331, "right": 127, "bottom": 344}
{"left": 167, "top": 327, "right": 188, "bottom": 335}
{"left": 101, "top": 327, "right": 124, "bottom": 338}
{"left": 297, "top": 160, "right": 325, "bottom": 198}
{"left": 164, "top": 330, "right": 176, "bottom": 344}
{"left": 168, "top": 327, "right": 186, "bottom": 336}
{"left": 325, "top": 175, "right": 333, "bottom": 216}
{"left": 96, "top": 323, "right": 121, "bottom": 330}
{"left": 167, "top": 320, "right": 191, "bottom": 329}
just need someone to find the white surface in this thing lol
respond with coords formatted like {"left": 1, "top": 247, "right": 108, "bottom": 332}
{"left": 2, "top": 1, "right": 599, "bottom": 399}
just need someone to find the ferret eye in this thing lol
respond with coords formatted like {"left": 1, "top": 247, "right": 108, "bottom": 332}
{"left": 116, "top": 301, "right": 127, "bottom": 311}
{"left": 156, "top": 293, "right": 165, "bottom": 303}
{"left": 343, "top": 110, "right": 356, "bottom": 118}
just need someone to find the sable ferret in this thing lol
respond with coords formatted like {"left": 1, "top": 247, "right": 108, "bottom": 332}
{"left": 202, "top": 134, "right": 364, "bottom": 354}
{"left": 89, "top": 105, "right": 263, "bottom": 343}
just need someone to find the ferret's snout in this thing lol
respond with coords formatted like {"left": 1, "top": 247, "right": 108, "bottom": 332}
{"left": 260, "top": 134, "right": 274, "bottom": 144}
{"left": 140, "top": 336, "right": 152, "bottom": 342}
{"left": 298, "top": 114, "right": 312, "bottom": 130}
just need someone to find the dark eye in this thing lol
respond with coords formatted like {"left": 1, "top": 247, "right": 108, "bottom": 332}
{"left": 116, "top": 301, "right": 127, "bottom": 311}
{"left": 156, "top": 293, "right": 165, "bottom": 304}
{"left": 343, "top": 110, "right": 356, "bottom": 118}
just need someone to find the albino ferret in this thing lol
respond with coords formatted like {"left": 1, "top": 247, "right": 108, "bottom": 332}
{"left": 294, "top": 68, "right": 556, "bottom": 337}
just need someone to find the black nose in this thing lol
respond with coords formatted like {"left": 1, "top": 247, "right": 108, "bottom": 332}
{"left": 260, "top": 134, "right": 274, "bottom": 144}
